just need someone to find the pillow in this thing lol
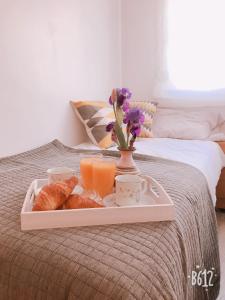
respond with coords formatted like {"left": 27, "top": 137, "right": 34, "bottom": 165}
{"left": 71, "top": 100, "right": 158, "bottom": 148}
{"left": 71, "top": 101, "right": 114, "bottom": 149}
{"left": 152, "top": 107, "right": 225, "bottom": 141}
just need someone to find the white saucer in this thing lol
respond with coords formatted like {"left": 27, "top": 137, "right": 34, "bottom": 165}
{"left": 103, "top": 193, "right": 156, "bottom": 207}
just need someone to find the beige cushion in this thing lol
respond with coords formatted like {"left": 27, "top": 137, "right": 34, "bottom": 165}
{"left": 71, "top": 101, "right": 114, "bottom": 149}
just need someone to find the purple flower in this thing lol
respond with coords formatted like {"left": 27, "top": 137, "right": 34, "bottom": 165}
{"left": 106, "top": 122, "right": 115, "bottom": 132}
{"left": 117, "top": 93, "right": 126, "bottom": 107}
{"left": 130, "top": 124, "right": 141, "bottom": 137}
{"left": 121, "top": 88, "right": 132, "bottom": 99}
{"left": 116, "top": 88, "right": 132, "bottom": 107}
{"left": 124, "top": 108, "right": 145, "bottom": 125}
{"left": 122, "top": 100, "right": 130, "bottom": 112}
{"left": 109, "top": 88, "right": 132, "bottom": 107}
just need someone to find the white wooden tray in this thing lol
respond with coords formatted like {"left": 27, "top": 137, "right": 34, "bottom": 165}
{"left": 21, "top": 176, "right": 175, "bottom": 231}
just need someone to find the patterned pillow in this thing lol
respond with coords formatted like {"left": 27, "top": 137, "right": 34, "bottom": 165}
{"left": 71, "top": 100, "right": 158, "bottom": 148}
{"left": 129, "top": 101, "right": 158, "bottom": 138}
{"left": 70, "top": 101, "right": 114, "bottom": 149}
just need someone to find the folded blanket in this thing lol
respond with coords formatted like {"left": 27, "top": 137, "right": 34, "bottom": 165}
{"left": 0, "top": 140, "right": 220, "bottom": 299}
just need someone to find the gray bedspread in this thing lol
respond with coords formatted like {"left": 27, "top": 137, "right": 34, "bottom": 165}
{"left": 0, "top": 140, "right": 220, "bottom": 300}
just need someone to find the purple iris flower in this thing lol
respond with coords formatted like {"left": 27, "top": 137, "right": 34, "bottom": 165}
{"left": 109, "top": 96, "right": 113, "bottom": 105}
{"left": 130, "top": 124, "right": 141, "bottom": 137}
{"left": 121, "top": 88, "right": 132, "bottom": 99}
{"left": 124, "top": 108, "right": 145, "bottom": 125}
{"left": 122, "top": 100, "right": 130, "bottom": 112}
{"left": 117, "top": 94, "right": 126, "bottom": 106}
{"left": 106, "top": 122, "right": 115, "bottom": 132}
{"left": 116, "top": 88, "right": 132, "bottom": 107}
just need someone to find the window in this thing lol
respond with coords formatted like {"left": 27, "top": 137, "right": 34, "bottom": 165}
{"left": 166, "top": 0, "right": 225, "bottom": 91}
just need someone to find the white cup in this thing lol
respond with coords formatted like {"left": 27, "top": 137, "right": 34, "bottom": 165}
{"left": 115, "top": 175, "right": 149, "bottom": 206}
{"left": 47, "top": 167, "right": 75, "bottom": 184}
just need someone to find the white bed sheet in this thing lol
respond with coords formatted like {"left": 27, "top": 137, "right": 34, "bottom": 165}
{"left": 74, "top": 138, "right": 225, "bottom": 205}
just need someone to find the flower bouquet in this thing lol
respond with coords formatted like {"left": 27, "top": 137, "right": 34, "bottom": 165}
{"left": 106, "top": 88, "right": 145, "bottom": 173}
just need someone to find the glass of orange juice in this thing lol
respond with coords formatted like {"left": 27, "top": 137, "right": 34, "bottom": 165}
{"left": 92, "top": 158, "right": 116, "bottom": 199}
{"left": 80, "top": 154, "right": 102, "bottom": 192}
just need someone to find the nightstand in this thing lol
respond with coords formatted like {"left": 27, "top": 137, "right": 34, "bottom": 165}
{"left": 216, "top": 142, "right": 225, "bottom": 209}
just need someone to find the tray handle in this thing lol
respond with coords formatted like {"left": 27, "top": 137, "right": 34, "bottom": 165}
{"left": 26, "top": 181, "right": 35, "bottom": 209}
{"left": 142, "top": 175, "right": 172, "bottom": 204}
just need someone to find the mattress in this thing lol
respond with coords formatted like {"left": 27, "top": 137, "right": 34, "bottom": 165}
{"left": 75, "top": 138, "right": 225, "bottom": 205}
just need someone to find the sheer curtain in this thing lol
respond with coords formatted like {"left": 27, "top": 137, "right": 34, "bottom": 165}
{"left": 154, "top": 0, "right": 225, "bottom": 107}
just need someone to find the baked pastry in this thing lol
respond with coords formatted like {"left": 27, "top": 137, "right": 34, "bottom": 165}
{"left": 64, "top": 194, "right": 103, "bottom": 209}
{"left": 32, "top": 176, "right": 78, "bottom": 211}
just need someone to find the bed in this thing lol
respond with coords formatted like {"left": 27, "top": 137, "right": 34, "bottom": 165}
{"left": 0, "top": 138, "right": 224, "bottom": 300}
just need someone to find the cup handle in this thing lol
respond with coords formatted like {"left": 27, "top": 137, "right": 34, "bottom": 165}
{"left": 141, "top": 175, "right": 151, "bottom": 194}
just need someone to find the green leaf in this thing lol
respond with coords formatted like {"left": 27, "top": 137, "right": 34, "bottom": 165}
{"left": 116, "top": 107, "right": 123, "bottom": 126}
{"left": 115, "top": 122, "right": 127, "bottom": 149}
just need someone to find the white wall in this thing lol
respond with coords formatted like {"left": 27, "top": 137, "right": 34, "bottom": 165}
{"left": 121, "top": 0, "right": 160, "bottom": 100}
{"left": 0, "top": 0, "right": 121, "bottom": 157}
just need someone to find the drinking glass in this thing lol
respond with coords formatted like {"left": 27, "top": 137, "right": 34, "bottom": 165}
{"left": 92, "top": 158, "right": 116, "bottom": 199}
{"left": 80, "top": 154, "right": 102, "bottom": 194}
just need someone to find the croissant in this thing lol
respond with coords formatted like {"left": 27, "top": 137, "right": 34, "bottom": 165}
{"left": 64, "top": 194, "right": 103, "bottom": 209}
{"left": 32, "top": 176, "right": 78, "bottom": 211}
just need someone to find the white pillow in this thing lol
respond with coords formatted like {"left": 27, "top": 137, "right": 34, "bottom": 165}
{"left": 152, "top": 107, "right": 225, "bottom": 141}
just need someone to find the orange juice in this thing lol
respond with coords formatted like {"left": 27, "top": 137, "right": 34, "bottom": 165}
{"left": 92, "top": 159, "right": 116, "bottom": 198}
{"left": 80, "top": 158, "right": 94, "bottom": 190}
